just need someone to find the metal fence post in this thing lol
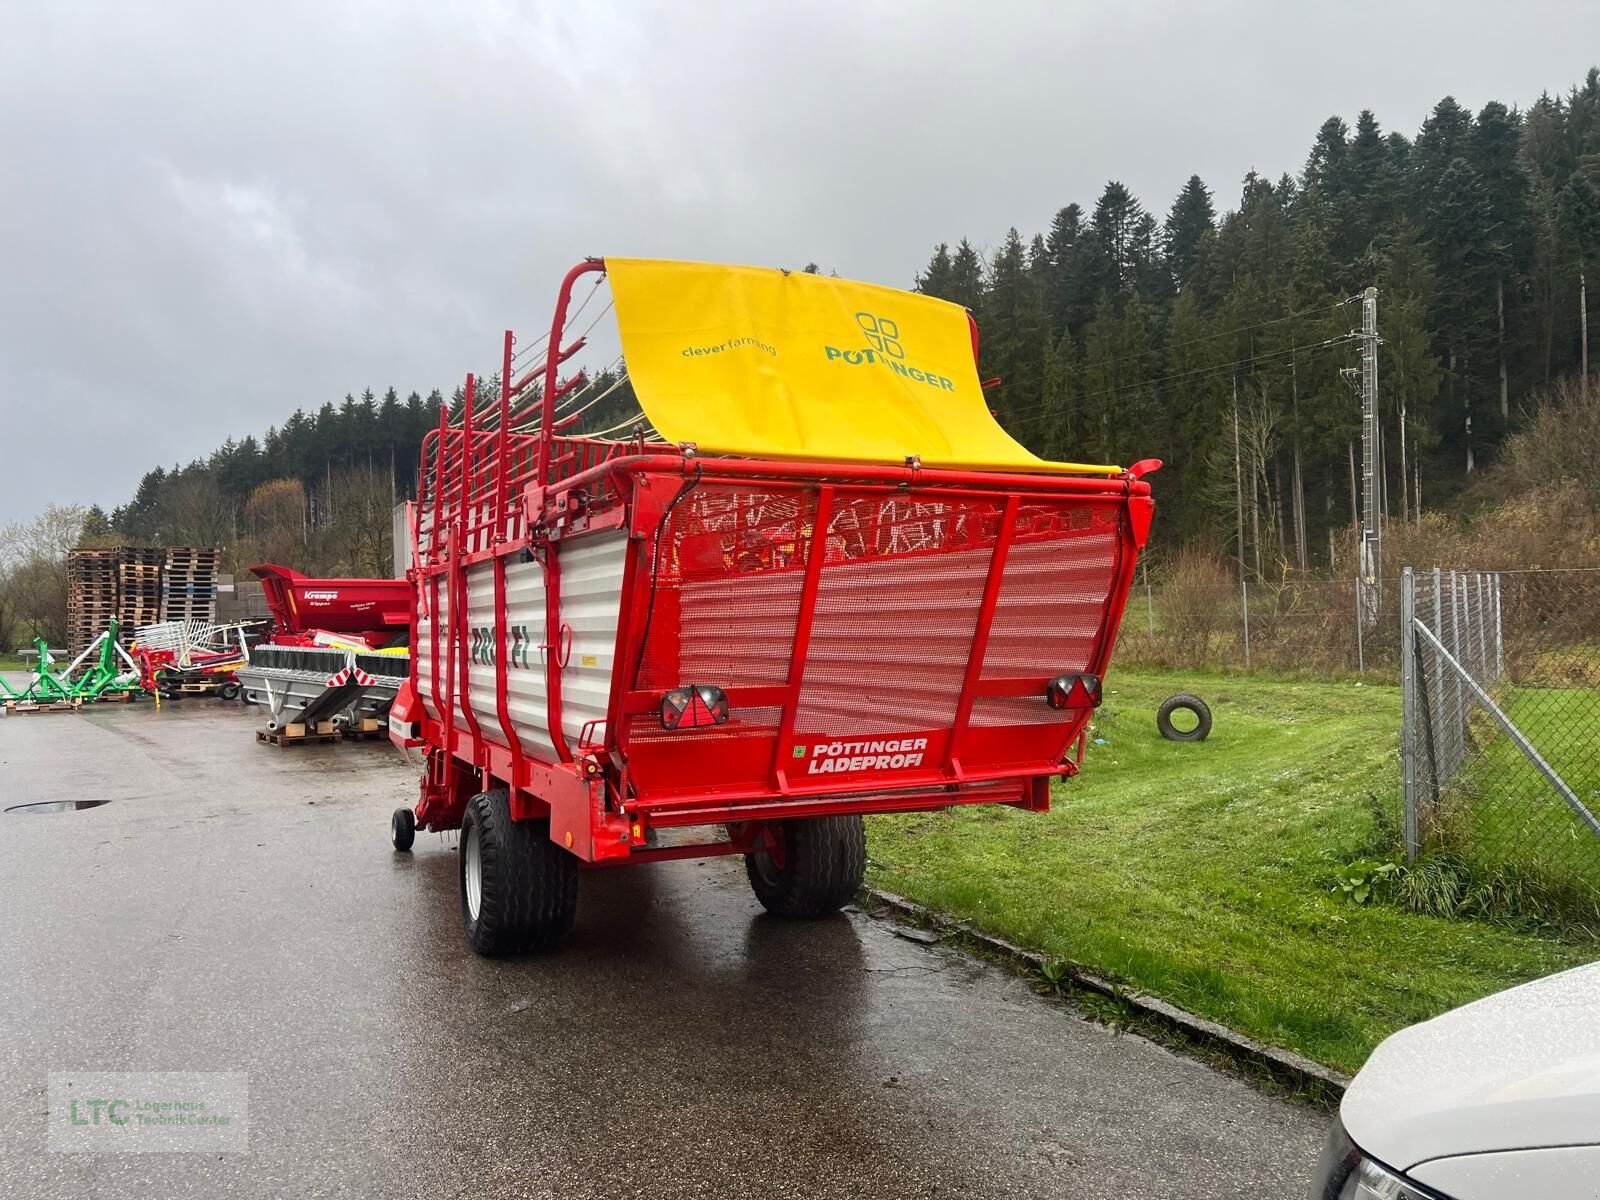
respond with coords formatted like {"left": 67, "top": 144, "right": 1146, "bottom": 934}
{"left": 1484, "top": 576, "right": 1497, "bottom": 681}
{"left": 1143, "top": 561, "right": 1154, "bottom": 642}
{"left": 1354, "top": 576, "right": 1365, "bottom": 675}
{"left": 1475, "top": 573, "right": 1489, "bottom": 682}
{"left": 1241, "top": 579, "right": 1251, "bottom": 668}
{"left": 1451, "top": 571, "right": 1468, "bottom": 776}
{"left": 1401, "top": 567, "right": 1418, "bottom": 859}
{"left": 1440, "top": 569, "right": 1452, "bottom": 780}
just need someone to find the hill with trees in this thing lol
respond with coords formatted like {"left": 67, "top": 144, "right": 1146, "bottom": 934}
{"left": 917, "top": 68, "right": 1600, "bottom": 568}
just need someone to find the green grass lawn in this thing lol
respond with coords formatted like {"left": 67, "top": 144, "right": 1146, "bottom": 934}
{"left": 866, "top": 669, "right": 1596, "bottom": 1074}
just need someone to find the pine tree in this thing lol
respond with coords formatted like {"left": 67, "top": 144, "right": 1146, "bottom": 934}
{"left": 1471, "top": 101, "right": 1533, "bottom": 420}
{"left": 1086, "top": 181, "right": 1149, "bottom": 301}
{"left": 1163, "top": 175, "right": 1216, "bottom": 293}
{"left": 1420, "top": 155, "right": 1495, "bottom": 470}
{"left": 1160, "top": 287, "right": 1230, "bottom": 541}
{"left": 1338, "top": 111, "right": 1400, "bottom": 275}
{"left": 1080, "top": 294, "right": 1157, "bottom": 464}
{"left": 1559, "top": 164, "right": 1600, "bottom": 386}
{"left": 1039, "top": 332, "right": 1081, "bottom": 462}
{"left": 1303, "top": 116, "right": 1350, "bottom": 200}
{"left": 979, "top": 229, "right": 1051, "bottom": 429}
{"left": 916, "top": 243, "right": 956, "bottom": 298}
{"left": 1378, "top": 223, "right": 1443, "bottom": 517}
{"left": 77, "top": 506, "right": 115, "bottom": 547}
{"left": 947, "top": 239, "right": 986, "bottom": 311}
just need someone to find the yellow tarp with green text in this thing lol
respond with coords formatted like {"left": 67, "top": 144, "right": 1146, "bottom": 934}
{"left": 605, "top": 258, "right": 1119, "bottom": 475}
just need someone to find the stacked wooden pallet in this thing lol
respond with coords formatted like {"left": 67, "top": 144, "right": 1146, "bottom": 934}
{"left": 66, "top": 548, "right": 121, "bottom": 657}
{"left": 64, "top": 546, "right": 225, "bottom": 654}
{"left": 162, "top": 547, "right": 219, "bottom": 626}
{"left": 118, "top": 547, "right": 166, "bottom": 636}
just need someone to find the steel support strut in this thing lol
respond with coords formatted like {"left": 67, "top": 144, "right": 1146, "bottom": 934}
{"left": 456, "top": 378, "right": 487, "bottom": 765}
{"left": 534, "top": 259, "right": 605, "bottom": 765}
{"left": 771, "top": 485, "right": 834, "bottom": 791}
{"left": 493, "top": 331, "right": 526, "bottom": 790}
{"left": 945, "top": 493, "right": 1020, "bottom": 777}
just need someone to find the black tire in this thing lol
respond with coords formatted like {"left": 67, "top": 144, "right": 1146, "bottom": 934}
{"left": 1156, "top": 694, "right": 1213, "bottom": 742}
{"left": 744, "top": 815, "right": 866, "bottom": 917}
{"left": 459, "top": 789, "right": 578, "bottom": 956}
{"left": 218, "top": 682, "right": 241, "bottom": 702}
{"left": 391, "top": 806, "right": 416, "bottom": 852}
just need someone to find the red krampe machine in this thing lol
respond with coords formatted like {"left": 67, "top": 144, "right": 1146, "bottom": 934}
{"left": 387, "top": 258, "right": 1157, "bottom": 955}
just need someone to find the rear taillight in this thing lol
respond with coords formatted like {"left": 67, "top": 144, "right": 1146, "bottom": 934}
{"left": 1046, "top": 673, "right": 1102, "bottom": 710}
{"left": 661, "top": 685, "right": 729, "bottom": 730}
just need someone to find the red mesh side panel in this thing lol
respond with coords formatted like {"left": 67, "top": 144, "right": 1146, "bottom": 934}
{"left": 971, "top": 504, "right": 1124, "bottom": 728}
{"left": 622, "top": 477, "right": 1132, "bottom": 804}
{"left": 795, "top": 495, "right": 1003, "bottom": 734}
{"left": 635, "top": 485, "right": 812, "bottom": 694}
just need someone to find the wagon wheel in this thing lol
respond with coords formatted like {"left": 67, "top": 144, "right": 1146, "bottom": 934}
{"left": 459, "top": 790, "right": 578, "bottom": 955}
{"left": 391, "top": 807, "right": 416, "bottom": 852}
{"left": 742, "top": 815, "right": 866, "bottom": 917}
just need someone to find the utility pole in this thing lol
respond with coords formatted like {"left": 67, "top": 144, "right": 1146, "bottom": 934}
{"left": 1359, "top": 286, "right": 1381, "bottom": 626}
{"left": 1583, "top": 268, "right": 1590, "bottom": 403}
{"left": 1232, "top": 378, "right": 1246, "bottom": 585}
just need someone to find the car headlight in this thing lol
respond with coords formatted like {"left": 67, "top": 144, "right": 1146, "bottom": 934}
{"left": 1312, "top": 1116, "right": 1444, "bottom": 1200}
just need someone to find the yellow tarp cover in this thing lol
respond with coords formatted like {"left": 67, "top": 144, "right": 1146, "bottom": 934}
{"left": 605, "top": 258, "right": 1119, "bottom": 475}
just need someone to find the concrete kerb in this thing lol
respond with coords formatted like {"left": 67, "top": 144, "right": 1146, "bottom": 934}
{"left": 860, "top": 886, "right": 1350, "bottom": 1105}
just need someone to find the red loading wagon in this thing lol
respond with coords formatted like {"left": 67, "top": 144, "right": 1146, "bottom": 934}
{"left": 386, "top": 257, "right": 1157, "bottom": 955}
{"left": 251, "top": 564, "right": 411, "bottom": 646}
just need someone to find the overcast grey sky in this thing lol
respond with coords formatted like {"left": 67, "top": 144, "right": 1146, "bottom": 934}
{"left": 1, "top": 1, "right": 1594, "bottom": 525}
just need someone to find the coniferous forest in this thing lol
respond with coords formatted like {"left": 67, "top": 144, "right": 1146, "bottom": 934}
{"left": 90, "top": 68, "right": 1600, "bottom": 578}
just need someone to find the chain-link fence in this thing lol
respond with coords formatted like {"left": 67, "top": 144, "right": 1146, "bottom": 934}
{"left": 1402, "top": 567, "right": 1600, "bottom": 919}
{"left": 1115, "top": 565, "right": 1390, "bottom": 675}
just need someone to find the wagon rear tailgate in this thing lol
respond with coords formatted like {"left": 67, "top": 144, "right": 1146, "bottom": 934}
{"left": 621, "top": 478, "right": 1138, "bottom": 808}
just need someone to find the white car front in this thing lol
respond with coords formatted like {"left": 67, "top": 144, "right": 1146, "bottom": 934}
{"left": 1313, "top": 962, "right": 1600, "bottom": 1199}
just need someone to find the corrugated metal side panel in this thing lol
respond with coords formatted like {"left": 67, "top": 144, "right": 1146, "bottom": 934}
{"left": 415, "top": 577, "right": 452, "bottom": 725}
{"left": 557, "top": 534, "right": 628, "bottom": 747}
{"left": 416, "top": 532, "right": 627, "bottom": 761}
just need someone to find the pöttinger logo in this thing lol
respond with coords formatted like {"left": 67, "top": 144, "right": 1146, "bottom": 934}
{"left": 824, "top": 312, "right": 956, "bottom": 392}
{"left": 856, "top": 312, "right": 905, "bottom": 360}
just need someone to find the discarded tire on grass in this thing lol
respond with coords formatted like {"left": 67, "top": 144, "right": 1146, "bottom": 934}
{"left": 1156, "top": 694, "right": 1212, "bottom": 742}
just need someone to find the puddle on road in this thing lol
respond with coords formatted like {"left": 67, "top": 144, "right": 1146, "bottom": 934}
{"left": 6, "top": 800, "right": 112, "bottom": 814}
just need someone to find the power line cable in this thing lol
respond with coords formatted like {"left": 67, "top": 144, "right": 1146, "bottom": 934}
{"left": 1005, "top": 332, "right": 1359, "bottom": 431}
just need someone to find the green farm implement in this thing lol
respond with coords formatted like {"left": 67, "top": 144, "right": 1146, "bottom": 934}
{"left": 66, "top": 619, "right": 146, "bottom": 701}
{"left": 1, "top": 622, "right": 146, "bottom": 711}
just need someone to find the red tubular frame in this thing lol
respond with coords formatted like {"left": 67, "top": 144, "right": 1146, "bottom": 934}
{"left": 492, "top": 332, "right": 526, "bottom": 788}
{"left": 533, "top": 260, "right": 606, "bottom": 765}
{"left": 453, "top": 376, "right": 486, "bottom": 762}
{"left": 408, "top": 257, "right": 1157, "bottom": 864}
{"left": 945, "top": 492, "right": 1020, "bottom": 779}
{"left": 769, "top": 485, "right": 833, "bottom": 793}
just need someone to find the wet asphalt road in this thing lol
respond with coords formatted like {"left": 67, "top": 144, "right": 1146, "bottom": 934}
{"left": 0, "top": 698, "right": 1323, "bottom": 1197}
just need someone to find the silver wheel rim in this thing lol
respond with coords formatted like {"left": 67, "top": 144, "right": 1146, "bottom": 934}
{"left": 463, "top": 823, "right": 483, "bottom": 922}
